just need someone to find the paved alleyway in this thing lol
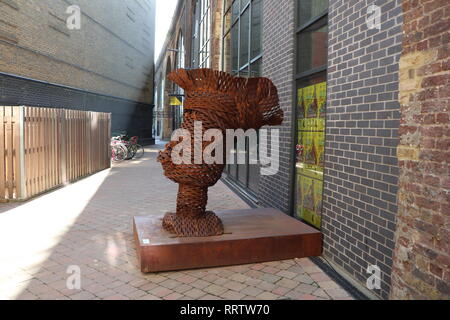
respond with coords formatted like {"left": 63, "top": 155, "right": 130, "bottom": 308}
{"left": 0, "top": 142, "right": 354, "bottom": 300}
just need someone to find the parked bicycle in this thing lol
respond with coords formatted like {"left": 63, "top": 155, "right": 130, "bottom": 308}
{"left": 127, "top": 136, "right": 145, "bottom": 159}
{"left": 110, "top": 136, "right": 128, "bottom": 162}
{"left": 110, "top": 132, "right": 144, "bottom": 162}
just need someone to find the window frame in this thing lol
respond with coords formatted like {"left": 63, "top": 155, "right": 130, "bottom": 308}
{"left": 295, "top": 12, "right": 328, "bottom": 79}
{"left": 291, "top": 0, "right": 329, "bottom": 229}
{"left": 221, "top": 0, "right": 264, "bottom": 198}
{"left": 192, "top": 0, "right": 212, "bottom": 68}
{"left": 173, "top": 31, "right": 185, "bottom": 130}
{"left": 221, "top": 0, "right": 263, "bottom": 76}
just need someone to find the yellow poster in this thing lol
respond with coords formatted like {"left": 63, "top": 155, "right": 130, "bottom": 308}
{"left": 297, "top": 87, "right": 303, "bottom": 108}
{"left": 313, "top": 131, "right": 325, "bottom": 166}
{"left": 316, "top": 118, "right": 325, "bottom": 131}
{"left": 302, "top": 85, "right": 315, "bottom": 117}
{"left": 296, "top": 81, "right": 327, "bottom": 230}
{"left": 315, "top": 82, "right": 327, "bottom": 116}
{"left": 170, "top": 96, "right": 182, "bottom": 106}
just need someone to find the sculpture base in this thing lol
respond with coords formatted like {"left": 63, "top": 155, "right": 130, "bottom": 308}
{"left": 162, "top": 211, "right": 224, "bottom": 237}
{"left": 133, "top": 208, "right": 322, "bottom": 273}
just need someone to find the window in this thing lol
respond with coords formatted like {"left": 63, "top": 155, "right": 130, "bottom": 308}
{"left": 297, "top": 0, "right": 327, "bottom": 26}
{"left": 222, "top": 0, "right": 262, "bottom": 76}
{"left": 222, "top": 0, "right": 263, "bottom": 195}
{"left": 296, "top": 20, "right": 328, "bottom": 74}
{"left": 192, "top": 0, "right": 211, "bottom": 68}
{"left": 295, "top": 0, "right": 328, "bottom": 229}
{"left": 173, "top": 32, "right": 185, "bottom": 130}
{"left": 176, "top": 32, "right": 185, "bottom": 71}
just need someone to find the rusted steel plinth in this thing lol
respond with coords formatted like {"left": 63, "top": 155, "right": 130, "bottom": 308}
{"left": 133, "top": 208, "right": 322, "bottom": 273}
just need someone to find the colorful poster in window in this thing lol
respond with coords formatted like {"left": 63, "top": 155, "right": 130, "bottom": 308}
{"left": 297, "top": 174, "right": 322, "bottom": 228}
{"left": 313, "top": 179, "right": 323, "bottom": 219}
{"left": 297, "top": 87, "right": 303, "bottom": 111}
{"left": 302, "top": 85, "right": 316, "bottom": 118}
{"left": 296, "top": 79, "right": 326, "bottom": 229}
{"left": 316, "top": 118, "right": 325, "bottom": 131}
{"left": 298, "top": 174, "right": 314, "bottom": 214}
{"left": 315, "top": 82, "right": 327, "bottom": 117}
{"left": 313, "top": 130, "right": 325, "bottom": 167}
{"left": 300, "top": 130, "right": 314, "bottom": 165}
{"left": 170, "top": 96, "right": 183, "bottom": 106}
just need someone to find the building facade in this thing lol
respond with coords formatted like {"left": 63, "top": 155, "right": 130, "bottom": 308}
{"left": 156, "top": 0, "right": 449, "bottom": 299}
{"left": 0, "top": 0, "right": 156, "bottom": 143}
{"left": 154, "top": 0, "right": 224, "bottom": 140}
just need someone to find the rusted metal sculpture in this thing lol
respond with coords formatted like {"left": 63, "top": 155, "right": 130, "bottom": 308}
{"left": 157, "top": 68, "right": 283, "bottom": 237}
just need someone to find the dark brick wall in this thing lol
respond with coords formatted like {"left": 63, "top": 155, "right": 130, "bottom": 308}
{"left": 0, "top": 73, "right": 154, "bottom": 142}
{"left": 323, "top": 0, "right": 403, "bottom": 299}
{"left": 258, "top": 0, "right": 295, "bottom": 213}
{"left": 0, "top": 0, "right": 155, "bottom": 103}
{"left": 0, "top": 0, "right": 155, "bottom": 141}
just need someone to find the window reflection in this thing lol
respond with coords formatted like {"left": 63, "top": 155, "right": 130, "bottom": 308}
{"left": 231, "top": 23, "right": 239, "bottom": 73}
{"left": 297, "top": 20, "right": 327, "bottom": 74}
{"left": 297, "top": 0, "right": 328, "bottom": 27}
{"left": 223, "top": 0, "right": 263, "bottom": 75}
{"left": 250, "top": 0, "right": 262, "bottom": 60}
{"left": 221, "top": 0, "right": 264, "bottom": 194}
{"left": 239, "top": 8, "right": 250, "bottom": 69}
{"left": 192, "top": 0, "right": 211, "bottom": 68}
{"left": 295, "top": 0, "right": 328, "bottom": 229}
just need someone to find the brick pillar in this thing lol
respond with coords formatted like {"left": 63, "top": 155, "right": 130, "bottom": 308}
{"left": 391, "top": 0, "right": 450, "bottom": 299}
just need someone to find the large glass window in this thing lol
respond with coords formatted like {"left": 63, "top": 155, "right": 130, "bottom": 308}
{"left": 296, "top": 20, "right": 328, "bottom": 74}
{"left": 176, "top": 32, "right": 185, "bottom": 71}
{"left": 222, "top": 0, "right": 263, "bottom": 194}
{"left": 297, "top": 0, "right": 327, "bottom": 26}
{"left": 250, "top": 0, "right": 262, "bottom": 60}
{"left": 295, "top": 1, "right": 328, "bottom": 229}
{"left": 222, "top": 0, "right": 262, "bottom": 76}
{"left": 192, "top": 0, "right": 211, "bottom": 68}
{"left": 172, "top": 32, "right": 185, "bottom": 130}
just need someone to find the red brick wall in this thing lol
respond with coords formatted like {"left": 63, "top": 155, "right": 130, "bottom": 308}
{"left": 391, "top": 0, "right": 450, "bottom": 299}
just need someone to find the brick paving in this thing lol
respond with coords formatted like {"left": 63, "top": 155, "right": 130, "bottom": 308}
{"left": 0, "top": 142, "right": 354, "bottom": 300}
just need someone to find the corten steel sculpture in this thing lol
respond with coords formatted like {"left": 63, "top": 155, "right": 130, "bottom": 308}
{"left": 157, "top": 68, "right": 283, "bottom": 237}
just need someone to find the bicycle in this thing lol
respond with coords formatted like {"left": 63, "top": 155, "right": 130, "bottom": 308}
{"left": 110, "top": 133, "right": 129, "bottom": 162}
{"left": 128, "top": 136, "right": 145, "bottom": 159}
{"left": 110, "top": 133, "right": 144, "bottom": 160}
{"left": 110, "top": 142, "right": 128, "bottom": 162}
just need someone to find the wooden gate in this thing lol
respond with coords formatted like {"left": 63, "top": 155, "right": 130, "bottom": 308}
{"left": 0, "top": 106, "right": 111, "bottom": 201}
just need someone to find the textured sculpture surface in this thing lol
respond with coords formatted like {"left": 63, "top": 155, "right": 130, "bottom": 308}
{"left": 157, "top": 68, "right": 283, "bottom": 237}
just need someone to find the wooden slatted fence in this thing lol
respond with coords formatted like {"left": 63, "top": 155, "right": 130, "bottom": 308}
{"left": 0, "top": 106, "right": 111, "bottom": 201}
